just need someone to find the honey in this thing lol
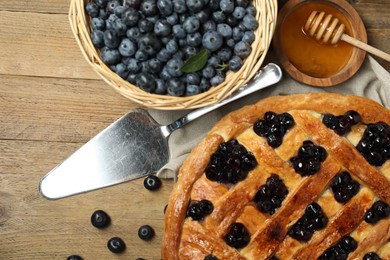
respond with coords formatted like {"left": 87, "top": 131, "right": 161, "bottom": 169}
{"left": 281, "top": 2, "right": 354, "bottom": 78}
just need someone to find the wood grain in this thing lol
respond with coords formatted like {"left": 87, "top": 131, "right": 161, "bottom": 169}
{"left": 0, "top": 0, "right": 389, "bottom": 259}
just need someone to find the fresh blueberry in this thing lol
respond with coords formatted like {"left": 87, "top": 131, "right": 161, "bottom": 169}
{"left": 159, "top": 67, "right": 173, "bottom": 80}
{"left": 199, "top": 77, "right": 211, "bottom": 92}
{"left": 118, "top": 38, "right": 136, "bottom": 57}
{"left": 186, "top": 0, "right": 205, "bottom": 13}
{"left": 173, "top": 0, "right": 187, "bottom": 14}
{"left": 226, "top": 15, "right": 240, "bottom": 27}
{"left": 242, "top": 30, "right": 255, "bottom": 44}
{"left": 103, "top": 29, "right": 120, "bottom": 48}
{"left": 195, "top": 9, "right": 210, "bottom": 23}
{"left": 242, "top": 14, "right": 258, "bottom": 30}
{"left": 217, "top": 23, "right": 233, "bottom": 39}
{"left": 136, "top": 73, "right": 156, "bottom": 92}
{"left": 202, "top": 20, "right": 216, "bottom": 32}
{"left": 106, "top": 0, "right": 120, "bottom": 13}
{"left": 91, "top": 17, "right": 105, "bottom": 31}
{"left": 148, "top": 58, "right": 163, "bottom": 73}
{"left": 233, "top": 6, "right": 246, "bottom": 19}
{"left": 138, "top": 33, "right": 162, "bottom": 56}
{"left": 220, "top": 0, "right": 235, "bottom": 13}
{"left": 94, "top": 0, "right": 108, "bottom": 8}
{"left": 112, "top": 18, "right": 127, "bottom": 36}
{"left": 157, "top": 48, "right": 172, "bottom": 62}
{"left": 135, "top": 50, "right": 149, "bottom": 61}
{"left": 107, "top": 237, "right": 126, "bottom": 253}
{"left": 210, "top": 73, "right": 225, "bottom": 86}
{"left": 85, "top": 2, "right": 99, "bottom": 17}
{"left": 166, "top": 12, "right": 179, "bottom": 25}
{"left": 236, "top": 0, "right": 249, "bottom": 8}
{"left": 126, "top": 27, "right": 141, "bottom": 42}
{"left": 211, "top": 11, "right": 226, "bottom": 23}
{"left": 154, "top": 19, "right": 172, "bottom": 37}
{"left": 228, "top": 56, "right": 243, "bottom": 71}
{"left": 217, "top": 47, "right": 232, "bottom": 62}
{"left": 154, "top": 79, "right": 167, "bottom": 94}
{"left": 127, "top": 58, "right": 142, "bottom": 73}
{"left": 98, "top": 8, "right": 109, "bottom": 19}
{"left": 207, "top": 55, "right": 221, "bottom": 68}
{"left": 182, "top": 46, "right": 198, "bottom": 59}
{"left": 246, "top": 4, "right": 257, "bottom": 16}
{"left": 90, "top": 30, "right": 105, "bottom": 48}
{"left": 101, "top": 48, "right": 121, "bottom": 65}
{"left": 186, "top": 84, "right": 201, "bottom": 96}
{"left": 183, "top": 16, "right": 200, "bottom": 33}
{"left": 166, "top": 57, "right": 184, "bottom": 77}
{"left": 157, "top": 0, "right": 173, "bottom": 17}
{"left": 202, "top": 65, "right": 215, "bottom": 79}
{"left": 121, "top": 8, "right": 139, "bottom": 26}
{"left": 167, "top": 78, "right": 186, "bottom": 96}
{"left": 124, "top": 0, "right": 140, "bottom": 8}
{"left": 140, "top": 0, "right": 158, "bottom": 16}
{"left": 186, "top": 73, "right": 201, "bottom": 85}
{"left": 226, "top": 38, "right": 236, "bottom": 48}
{"left": 208, "top": 0, "right": 219, "bottom": 10}
{"left": 172, "top": 24, "right": 186, "bottom": 39}
{"left": 234, "top": 41, "right": 252, "bottom": 59}
{"left": 186, "top": 32, "right": 202, "bottom": 47}
{"left": 114, "top": 5, "right": 127, "bottom": 17}
{"left": 166, "top": 39, "right": 179, "bottom": 54}
{"left": 126, "top": 73, "right": 137, "bottom": 84}
{"left": 67, "top": 255, "right": 83, "bottom": 260}
{"left": 112, "top": 62, "right": 130, "bottom": 78}
{"left": 232, "top": 26, "right": 244, "bottom": 41}
{"left": 144, "top": 174, "right": 162, "bottom": 190}
{"left": 91, "top": 209, "right": 111, "bottom": 228}
{"left": 138, "top": 225, "right": 155, "bottom": 241}
{"left": 202, "top": 31, "right": 223, "bottom": 52}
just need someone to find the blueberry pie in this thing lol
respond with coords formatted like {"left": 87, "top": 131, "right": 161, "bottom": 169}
{"left": 162, "top": 93, "right": 390, "bottom": 259}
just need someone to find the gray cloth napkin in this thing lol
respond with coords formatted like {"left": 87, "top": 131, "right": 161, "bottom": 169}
{"left": 150, "top": 54, "right": 390, "bottom": 179}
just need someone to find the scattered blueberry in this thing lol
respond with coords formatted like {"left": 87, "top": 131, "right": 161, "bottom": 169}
{"left": 67, "top": 255, "right": 83, "bottom": 260}
{"left": 90, "top": 209, "right": 111, "bottom": 228}
{"left": 143, "top": 175, "right": 162, "bottom": 191}
{"left": 107, "top": 237, "right": 126, "bottom": 253}
{"left": 138, "top": 225, "right": 155, "bottom": 241}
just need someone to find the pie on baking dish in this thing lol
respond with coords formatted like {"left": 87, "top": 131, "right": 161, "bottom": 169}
{"left": 162, "top": 93, "right": 390, "bottom": 259}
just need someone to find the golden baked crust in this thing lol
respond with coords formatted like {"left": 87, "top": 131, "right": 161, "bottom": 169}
{"left": 162, "top": 93, "right": 390, "bottom": 259}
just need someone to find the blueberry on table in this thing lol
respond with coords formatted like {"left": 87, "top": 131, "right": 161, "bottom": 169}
{"left": 138, "top": 225, "right": 155, "bottom": 241}
{"left": 107, "top": 237, "right": 126, "bottom": 253}
{"left": 67, "top": 255, "right": 83, "bottom": 260}
{"left": 91, "top": 209, "right": 111, "bottom": 228}
{"left": 144, "top": 175, "right": 162, "bottom": 191}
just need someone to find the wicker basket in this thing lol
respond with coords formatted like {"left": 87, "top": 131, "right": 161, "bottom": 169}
{"left": 69, "top": 0, "right": 278, "bottom": 110}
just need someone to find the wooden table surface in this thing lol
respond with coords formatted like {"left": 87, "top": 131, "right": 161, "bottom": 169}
{"left": 0, "top": 0, "right": 389, "bottom": 259}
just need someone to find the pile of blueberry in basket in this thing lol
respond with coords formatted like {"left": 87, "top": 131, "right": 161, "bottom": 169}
{"left": 86, "top": 0, "right": 259, "bottom": 96}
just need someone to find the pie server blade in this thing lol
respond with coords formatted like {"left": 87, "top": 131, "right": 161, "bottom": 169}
{"left": 39, "top": 63, "right": 282, "bottom": 200}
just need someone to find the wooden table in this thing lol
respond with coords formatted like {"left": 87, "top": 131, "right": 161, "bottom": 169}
{"left": 0, "top": 0, "right": 389, "bottom": 259}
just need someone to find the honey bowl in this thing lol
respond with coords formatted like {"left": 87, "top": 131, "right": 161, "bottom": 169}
{"left": 273, "top": 0, "right": 367, "bottom": 87}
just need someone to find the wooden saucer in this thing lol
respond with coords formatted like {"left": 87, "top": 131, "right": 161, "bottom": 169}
{"left": 273, "top": 0, "right": 367, "bottom": 87}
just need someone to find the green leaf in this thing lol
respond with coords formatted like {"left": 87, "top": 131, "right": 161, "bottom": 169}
{"left": 180, "top": 49, "right": 209, "bottom": 73}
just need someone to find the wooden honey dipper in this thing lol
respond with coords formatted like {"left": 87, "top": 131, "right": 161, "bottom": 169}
{"left": 304, "top": 10, "right": 390, "bottom": 62}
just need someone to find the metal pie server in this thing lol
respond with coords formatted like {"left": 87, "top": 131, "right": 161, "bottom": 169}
{"left": 39, "top": 63, "right": 282, "bottom": 199}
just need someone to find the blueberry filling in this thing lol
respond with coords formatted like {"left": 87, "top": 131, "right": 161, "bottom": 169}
{"left": 364, "top": 200, "right": 390, "bottom": 224}
{"left": 204, "top": 255, "right": 218, "bottom": 260}
{"left": 319, "top": 235, "right": 357, "bottom": 260}
{"left": 330, "top": 171, "right": 360, "bottom": 204}
{"left": 290, "top": 140, "right": 327, "bottom": 176}
{"left": 205, "top": 139, "right": 257, "bottom": 184}
{"left": 356, "top": 122, "right": 390, "bottom": 166}
{"left": 363, "top": 252, "right": 382, "bottom": 260}
{"left": 253, "top": 174, "right": 288, "bottom": 215}
{"left": 223, "top": 222, "right": 250, "bottom": 249}
{"left": 187, "top": 199, "right": 214, "bottom": 221}
{"left": 322, "top": 110, "right": 361, "bottom": 136}
{"left": 288, "top": 202, "right": 328, "bottom": 242}
{"left": 138, "top": 225, "right": 155, "bottom": 241}
{"left": 253, "top": 111, "right": 295, "bottom": 148}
